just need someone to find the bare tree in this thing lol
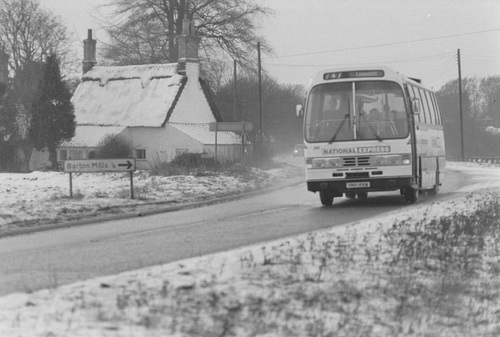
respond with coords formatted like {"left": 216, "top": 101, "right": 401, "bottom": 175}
{"left": 438, "top": 76, "right": 500, "bottom": 159}
{"left": 100, "top": 0, "right": 272, "bottom": 70}
{"left": 213, "top": 71, "right": 305, "bottom": 153}
{"left": 0, "top": 0, "right": 75, "bottom": 171}
{"left": 0, "top": 0, "right": 74, "bottom": 78}
{"left": 479, "top": 76, "right": 500, "bottom": 125}
{"left": 101, "top": 9, "right": 171, "bottom": 65}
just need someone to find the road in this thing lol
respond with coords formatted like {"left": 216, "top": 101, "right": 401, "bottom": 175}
{"left": 0, "top": 168, "right": 467, "bottom": 296}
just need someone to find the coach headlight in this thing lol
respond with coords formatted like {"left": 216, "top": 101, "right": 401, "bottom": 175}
{"left": 312, "top": 158, "right": 326, "bottom": 169}
{"left": 386, "top": 155, "right": 403, "bottom": 165}
{"left": 326, "top": 158, "right": 342, "bottom": 168}
{"left": 402, "top": 154, "right": 411, "bottom": 165}
{"left": 311, "top": 157, "right": 342, "bottom": 169}
{"left": 371, "top": 156, "right": 387, "bottom": 166}
{"left": 370, "top": 154, "right": 411, "bottom": 166}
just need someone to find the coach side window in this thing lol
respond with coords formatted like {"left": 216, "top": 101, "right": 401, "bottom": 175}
{"left": 423, "top": 90, "right": 435, "bottom": 124}
{"left": 408, "top": 86, "right": 421, "bottom": 123}
{"left": 430, "top": 93, "right": 442, "bottom": 126}
{"left": 413, "top": 86, "right": 426, "bottom": 123}
{"left": 417, "top": 88, "right": 430, "bottom": 124}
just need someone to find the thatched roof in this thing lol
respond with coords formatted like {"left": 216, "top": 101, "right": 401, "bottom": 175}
{"left": 60, "top": 124, "right": 126, "bottom": 147}
{"left": 71, "top": 64, "right": 186, "bottom": 127}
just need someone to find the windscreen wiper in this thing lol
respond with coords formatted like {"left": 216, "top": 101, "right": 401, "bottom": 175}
{"left": 366, "top": 121, "right": 383, "bottom": 142}
{"left": 360, "top": 113, "right": 383, "bottom": 142}
{"left": 328, "top": 114, "right": 350, "bottom": 144}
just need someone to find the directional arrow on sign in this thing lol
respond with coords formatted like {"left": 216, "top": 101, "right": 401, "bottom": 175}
{"left": 118, "top": 160, "right": 133, "bottom": 170}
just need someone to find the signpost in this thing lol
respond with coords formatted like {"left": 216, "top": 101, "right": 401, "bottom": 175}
{"left": 63, "top": 159, "right": 136, "bottom": 199}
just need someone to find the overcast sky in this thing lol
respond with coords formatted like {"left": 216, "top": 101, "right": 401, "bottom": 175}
{"left": 41, "top": 0, "right": 500, "bottom": 90}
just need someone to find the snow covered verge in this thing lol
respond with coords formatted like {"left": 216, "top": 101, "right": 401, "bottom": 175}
{"left": 0, "top": 163, "right": 303, "bottom": 235}
{"left": 0, "top": 161, "right": 499, "bottom": 337}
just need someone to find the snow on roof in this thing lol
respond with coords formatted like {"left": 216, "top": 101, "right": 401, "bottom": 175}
{"left": 71, "top": 64, "right": 185, "bottom": 127}
{"left": 170, "top": 123, "right": 242, "bottom": 145}
{"left": 83, "top": 64, "right": 178, "bottom": 86}
{"left": 60, "top": 124, "right": 126, "bottom": 148}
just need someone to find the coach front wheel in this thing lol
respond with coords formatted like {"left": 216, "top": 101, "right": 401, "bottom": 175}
{"left": 403, "top": 186, "right": 418, "bottom": 204}
{"left": 319, "top": 190, "right": 334, "bottom": 206}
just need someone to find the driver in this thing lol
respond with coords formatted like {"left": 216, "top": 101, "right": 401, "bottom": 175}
{"left": 324, "top": 96, "right": 343, "bottom": 118}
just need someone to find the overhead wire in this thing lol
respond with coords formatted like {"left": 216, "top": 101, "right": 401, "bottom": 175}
{"left": 263, "top": 28, "right": 500, "bottom": 60}
{"left": 260, "top": 27, "right": 498, "bottom": 88}
{"left": 462, "top": 54, "right": 500, "bottom": 61}
{"left": 264, "top": 52, "right": 454, "bottom": 69}
{"left": 461, "top": 55, "right": 500, "bottom": 68}
{"left": 421, "top": 57, "right": 457, "bottom": 86}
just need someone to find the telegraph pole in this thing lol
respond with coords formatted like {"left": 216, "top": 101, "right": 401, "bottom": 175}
{"left": 457, "top": 49, "right": 465, "bottom": 161}
{"left": 257, "top": 42, "right": 263, "bottom": 140}
{"left": 233, "top": 59, "right": 237, "bottom": 121}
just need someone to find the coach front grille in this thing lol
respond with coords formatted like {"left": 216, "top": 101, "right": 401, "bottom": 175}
{"left": 342, "top": 156, "right": 370, "bottom": 167}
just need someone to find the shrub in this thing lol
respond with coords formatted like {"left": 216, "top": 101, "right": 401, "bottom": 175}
{"left": 95, "top": 134, "right": 133, "bottom": 159}
{"left": 151, "top": 152, "right": 241, "bottom": 176}
{"left": 150, "top": 159, "right": 185, "bottom": 176}
{"left": 170, "top": 153, "right": 218, "bottom": 170}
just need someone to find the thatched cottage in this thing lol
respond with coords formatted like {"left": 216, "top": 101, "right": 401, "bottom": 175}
{"left": 31, "top": 20, "right": 243, "bottom": 170}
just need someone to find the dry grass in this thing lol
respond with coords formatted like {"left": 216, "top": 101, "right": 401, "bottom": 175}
{"left": 52, "top": 194, "right": 500, "bottom": 336}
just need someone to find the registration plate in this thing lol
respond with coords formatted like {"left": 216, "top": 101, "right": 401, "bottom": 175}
{"left": 346, "top": 182, "right": 370, "bottom": 188}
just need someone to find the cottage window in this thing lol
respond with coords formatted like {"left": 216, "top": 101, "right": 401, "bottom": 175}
{"left": 59, "top": 149, "right": 67, "bottom": 161}
{"left": 135, "top": 149, "right": 146, "bottom": 160}
{"left": 68, "top": 150, "right": 84, "bottom": 160}
{"left": 175, "top": 147, "right": 189, "bottom": 157}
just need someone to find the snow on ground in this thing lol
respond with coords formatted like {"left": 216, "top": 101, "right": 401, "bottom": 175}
{"left": 0, "top": 161, "right": 499, "bottom": 336}
{"left": 0, "top": 163, "right": 301, "bottom": 234}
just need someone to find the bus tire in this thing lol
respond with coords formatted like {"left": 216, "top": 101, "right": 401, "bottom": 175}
{"left": 345, "top": 191, "right": 356, "bottom": 199}
{"left": 320, "top": 190, "right": 334, "bottom": 206}
{"left": 404, "top": 187, "right": 418, "bottom": 204}
{"left": 357, "top": 192, "right": 368, "bottom": 199}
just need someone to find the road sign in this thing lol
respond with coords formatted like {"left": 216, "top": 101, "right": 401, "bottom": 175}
{"left": 63, "top": 159, "right": 136, "bottom": 173}
{"left": 209, "top": 122, "right": 253, "bottom": 133}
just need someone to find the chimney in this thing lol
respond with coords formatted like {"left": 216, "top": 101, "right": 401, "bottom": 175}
{"left": 82, "top": 29, "right": 97, "bottom": 74}
{"left": 176, "top": 19, "right": 201, "bottom": 78}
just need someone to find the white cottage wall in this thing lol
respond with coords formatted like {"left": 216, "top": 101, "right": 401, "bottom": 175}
{"left": 122, "top": 125, "right": 205, "bottom": 170}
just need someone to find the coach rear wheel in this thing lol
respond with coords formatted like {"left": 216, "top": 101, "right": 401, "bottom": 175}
{"left": 319, "top": 190, "right": 334, "bottom": 206}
